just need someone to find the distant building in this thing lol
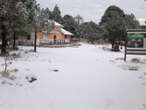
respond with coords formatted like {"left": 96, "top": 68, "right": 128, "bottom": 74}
{"left": 17, "top": 20, "right": 73, "bottom": 46}
{"left": 17, "top": 33, "right": 33, "bottom": 46}
{"left": 36, "top": 20, "right": 73, "bottom": 45}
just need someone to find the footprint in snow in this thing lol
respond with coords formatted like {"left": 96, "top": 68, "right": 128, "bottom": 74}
{"left": 49, "top": 69, "right": 59, "bottom": 72}
{"left": 138, "top": 76, "right": 146, "bottom": 80}
{"left": 26, "top": 68, "right": 30, "bottom": 71}
{"left": 104, "top": 98, "right": 114, "bottom": 108}
{"left": 141, "top": 82, "right": 146, "bottom": 86}
{"left": 1, "top": 80, "right": 13, "bottom": 86}
{"left": 142, "top": 103, "right": 146, "bottom": 108}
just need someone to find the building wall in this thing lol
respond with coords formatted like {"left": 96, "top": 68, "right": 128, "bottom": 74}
{"left": 36, "top": 32, "right": 66, "bottom": 41}
{"left": 37, "top": 32, "right": 44, "bottom": 39}
{"left": 48, "top": 33, "right": 65, "bottom": 40}
{"left": 17, "top": 34, "right": 33, "bottom": 46}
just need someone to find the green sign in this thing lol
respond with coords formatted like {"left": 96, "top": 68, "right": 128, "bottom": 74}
{"left": 128, "top": 33, "right": 144, "bottom": 39}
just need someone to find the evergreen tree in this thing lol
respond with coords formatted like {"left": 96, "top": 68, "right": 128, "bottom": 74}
{"left": 39, "top": 8, "right": 52, "bottom": 31}
{"left": 100, "top": 5, "right": 126, "bottom": 51}
{"left": 52, "top": 5, "right": 62, "bottom": 23}
{"left": 0, "top": 0, "right": 27, "bottom": 54}
{"left": 80, "top": 21, "right": 101, "bottom": 43}
{"left": 0, "top": 0, "right": 39, "bottom": 54}
{"left": 124, "top": 14, "right": 140, "bottom": 29}
{"left": 63, "top": 15, "right": 78, "bottom": 37}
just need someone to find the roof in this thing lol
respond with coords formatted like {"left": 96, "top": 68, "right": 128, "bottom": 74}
{"left": 54, "top": 21, "right": 64, "bottom": 27}
{"left": 49, "top": 30, "right": 61, "bottom": 34}
{"left": 138, "top": 18, "right": 146, "bottom": 26}
{"left": 49, "top": 28, "right": 73, "bottom": 36}
{"left": 48, "top": 20, "right": 73, "bottom": 35}
{"left": 60, "top": 28, "right": 73, "bottom": 36}
{"left": 48, "top": 20, "right": 63, "bottom": 27}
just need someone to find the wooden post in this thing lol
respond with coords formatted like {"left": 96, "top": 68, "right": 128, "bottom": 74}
{"left": 1, "top": 25, "right": 7, "bottom": 55}
{"left": 124, "top": 30, "right": 128, "bottom": 62}
{"left": 124, "top": 40, "right": 127, "bottom": 62}
{"left": 13, "top": 31, "right": 16, "bottom": 49}
{"left": 34, "top": 28, "right": 37, "bottom": 52}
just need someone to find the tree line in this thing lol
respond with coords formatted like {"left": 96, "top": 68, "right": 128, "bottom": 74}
{"left": 0, "top": 1, "right": 142, "bottom": 54}
{"left": 39, "top": 5, "right": 141, "bottom": 51}
{"left": 99, "top": 6, "right": 140, "bottom": 51}
{"left": 0, "top": 0, "right": 40, "bottom": 55}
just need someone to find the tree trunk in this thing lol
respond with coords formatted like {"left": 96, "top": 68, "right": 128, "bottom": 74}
{"left": 111, "top": 40, "right": 120, "bottom": 51}
{"left": 111, "top": 40, "right": 115, "bottom": 50}
{"left": 1, "top": 25, "right": 7, "bottom": 55}
{"left": 34, "top": 30, "right": 37, "bottom": 52}
{"left": 13, "top": 31, "right": 16, "bottom": 49}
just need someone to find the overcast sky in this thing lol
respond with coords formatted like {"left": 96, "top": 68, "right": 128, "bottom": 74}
{"left": 36, "top": 0, "right": 146, "bottom": 23}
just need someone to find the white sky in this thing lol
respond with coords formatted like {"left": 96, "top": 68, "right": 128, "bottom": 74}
{"left": 36, "top": 0, "right": 146, "bottom": 23}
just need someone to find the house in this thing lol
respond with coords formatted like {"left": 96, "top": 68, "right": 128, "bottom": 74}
{"left": 37, "top": 20, "right": 73, "bottom": 45}
{"left": 16, "top": 33, "right": 34, "bottom": 46}
{"left": 17, "top": 20, "right": 73, "bottom": 46}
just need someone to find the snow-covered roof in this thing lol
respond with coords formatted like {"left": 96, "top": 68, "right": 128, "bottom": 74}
{"left": 49, "top": 28, "right": 73, "bottom": 36}
{"left": 60, "top": 28, "right": 73, "bottom": 36}
{"left": 54, "top": 21, "right": 63, "bottom": 27}
{"left": 48, "top": 20, "right": 73, "bottom": 35}
{"left": 138, "top": 18, "right": 146, "bottom": 26}
{"left": 48, "top": 20, "right": 64, "bottom": 27}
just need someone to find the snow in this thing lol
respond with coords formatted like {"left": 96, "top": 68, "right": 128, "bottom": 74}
{"left": 138, "top": 18, "right": 146, "bottom": 26}
{"left": 48, "top": 20, "right": 73, "bottom": 35}
{"left": 49, "top": 28, "right": 73, "bottom": 36}
{"left": 48, "top": 20, "right": 63, "bottom": 27}
{"left": 0, "top": 43, "right": 146, "bottom": 110}
{"left": 60, "top": 28, "right": 73, "bottom": 36}
{"left": 54, "top": 21, "right": 63, "bottom": 27}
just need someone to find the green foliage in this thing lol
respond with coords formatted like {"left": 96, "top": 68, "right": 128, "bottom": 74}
{"left": 100, "top": 5, "right": 127, "bottom": 46}
{"left": 80, "top": 21, "right": 101, "bottom": 43}
{"left": 0, "top": 0, "right": 39, "bottom": 34}
{"left": 63, "top": 15, "right": 78, "bottom": 37}
{"left": 38, "top": 8, "right": 53, "bottom": 32}
{"left": 124, "top": 14, "right": 140, "bottom": 29}
{"left": 0, "top": 0, "right": 40, "bottom": 54}
{"left": 99, "top": 5, "right": 141, "bottom": 51}
{"left": 51, "top": 5, "right": 62, "bottom": 23}
{"left": 100, "top": 5, "right": 141, "bottom": 45}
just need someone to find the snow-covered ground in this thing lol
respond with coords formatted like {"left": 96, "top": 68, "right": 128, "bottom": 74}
{"left": 0, "top": 43, "right": 146, "bottom": 110}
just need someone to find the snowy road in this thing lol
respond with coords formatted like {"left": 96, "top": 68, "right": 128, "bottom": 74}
{"left": 0, "top": 43, "right": 146, "bottom": 110}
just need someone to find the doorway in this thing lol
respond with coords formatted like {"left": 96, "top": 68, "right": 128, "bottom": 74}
{"left": 54, "top": 35, "right": 57, "bottom": 44}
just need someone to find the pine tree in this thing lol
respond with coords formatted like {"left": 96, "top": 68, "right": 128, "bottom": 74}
{"left": 80, "top": 21, "right": 101, "bottom": 43}
{"left": 0, "top": 0, "right": 40, "bottom": 54}
{"left": 100, "top": 5, "right": 126, "bottom": 51}
{"left": 63, "top": 15, "right": 78, "bottom": 37}
{"left": 52, "top": 5, "right": 62, "bottom": 23}
{"left": 124, "top": 14, "right": 140, "bottom": 29}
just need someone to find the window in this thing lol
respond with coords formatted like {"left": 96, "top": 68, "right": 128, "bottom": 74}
{"left": 65, "top": 35, "right": 68, "bottom": 39}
